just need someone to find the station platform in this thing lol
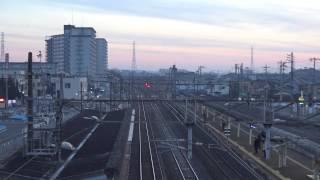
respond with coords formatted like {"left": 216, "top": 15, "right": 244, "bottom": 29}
{"left": 201, "top": 108, "right": 317, "bottom": 180}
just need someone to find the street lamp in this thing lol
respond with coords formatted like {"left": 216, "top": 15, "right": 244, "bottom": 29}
{"left": 61, "top": 141, "right": 75, "bottom": 150}
{"left": 83, "top": 115, "right": 102, "bottom": 123}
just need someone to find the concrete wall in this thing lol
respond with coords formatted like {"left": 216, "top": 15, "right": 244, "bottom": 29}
{"left": 52, "top": 77, "right": 88, "bottom": 99}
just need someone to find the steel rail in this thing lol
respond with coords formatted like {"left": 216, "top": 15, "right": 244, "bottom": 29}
{"left": 138, "top": 102, "right": 143, "bottom": 180}
{"left": 165, "top": 102, "right": 242, "bottom": 179}
{"left": 3, "top": 156, "right": 38, "bottom": 180}
{"left": 141, "top": 101, "right": 157, "bottom": 180}
{"left": 144, "top": 102, "right": 166, "bottom": 180}
{"left": 168, "top": 102, "right": 264, "bottom": 180}
{"left": 171, "top": 150, "right": 186, "bottom": 180}
{"left": 176, "top": 102, "right": 263, "bottom": 179}
{"left": 151, "top": 103, "right": 200, "bottom": 180}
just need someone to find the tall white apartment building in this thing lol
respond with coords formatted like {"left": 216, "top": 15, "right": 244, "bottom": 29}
{"left": 46, "top": 25, "right": 108, "bottom": 80}
{"left": 95, "top": 38, "right": 108, "bottom": 78}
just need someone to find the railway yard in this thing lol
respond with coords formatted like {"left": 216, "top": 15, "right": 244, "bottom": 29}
{"left": 0, "top": 96, "right": 319, "bottom": 180}
{"left": 126, "top": 101, "right": 267, "bottom": 180}
{"left": 0, "top": 98, "right": 319, "bottom": 179}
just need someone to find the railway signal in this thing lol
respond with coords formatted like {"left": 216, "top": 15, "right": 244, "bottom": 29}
{"left": 249, "top": 121, "right": 255, "bottom": 145}
{"left": 0, "top": 96, "right": 5, "bottom": 108}
{"left": 249, "top": 122, "right": 256, "bottom": 129}
{"left": 144, "top": 82, "right": 152, "bottom": 88}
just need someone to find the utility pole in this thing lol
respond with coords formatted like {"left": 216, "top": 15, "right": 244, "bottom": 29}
{"left": 170, "top": 65, "right": 177, "bottom": 99}
{"left": 198, "top": 66, "right": 204, "bottom": 76}
{"left": 235, "top": 64, "right": 238, "bottom": 77}
{"left": 120, "top": 78, "right": 123, "bottom": 101}
{"left": 55, "top": 74, "right": 63, "bottom": 161}
{"left": 263, "top": 85, "right": 273, "bottom": 160}
{"left": 310, "top": 57, "right": 320, "bottom": 101}
{"left": 185, "top": 99, "right": 188, "bottom": 122}
{"left": 263, "top": 64, "right": 270, "bottom": 82}
{"left": 185, "top": 99, "right": 193, "bottom": 160}
{"left": 287, "top": 52, "right": 295, "bottom": 96}
{"left": 27, "top": 52, "right": 33, "bottom": 154}
{"left": 80, "top": 81, "right": 83, "bottom": 112}
{"left": 37, "top": 51, "right": 43, "bottom": 96}
{"left": 278, "top": 61, "right": 287, "bottom": 101}
{"left": 263, "top": 64, "right": 270, "bottom": 75}
{"left": 287, "top": 52, "right": 294, "bottom": 82}
{"left": 240, "top": 63, "right": 243, "bottom": 80}
{"left": 196, "top": 65, "right": 204, "bottom": 96}
{"left": 279, "top": 61, "right": 283, "bottom": 75}
{"left": 313, "top": 153, "right": 320, "bottom": 180}
{"left": 5, "top": 53, "right": 9, "bottom": 109}
{"left": 234, "top": 63, "right": 241, "bottom": 98}
{"left": 186, "top": 99, "right": 195, "bottom": 160}
{"left": 109, "top": 81, "right": 112, "bottom": 111}
{"left": 310, "top": 58, "right": 320, "bottom": 83}
{"left": 1, "top": 33, "right": 5, "bottom": 110}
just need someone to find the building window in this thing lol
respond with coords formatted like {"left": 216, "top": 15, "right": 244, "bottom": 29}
{"left": 65, "top": 83, "right": 71, "bottom": 89}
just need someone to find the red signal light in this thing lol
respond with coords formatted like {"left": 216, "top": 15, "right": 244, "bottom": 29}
{"left": 144, "top": 82, "right": 151, "bottom": 88}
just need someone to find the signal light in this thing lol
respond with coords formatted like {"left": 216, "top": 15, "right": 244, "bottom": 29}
{"left": 144, "top": 82, "right": 151, "bottom": 88}
{"left": 249, "top": 122, "right": 256, "bottom": 129}
{"left": 0, "top": 97, "right": 4, "bottom": 103}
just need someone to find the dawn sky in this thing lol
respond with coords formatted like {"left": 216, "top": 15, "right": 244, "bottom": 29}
{"left": 1, "top": 0, "right": 320, "bottom": 72}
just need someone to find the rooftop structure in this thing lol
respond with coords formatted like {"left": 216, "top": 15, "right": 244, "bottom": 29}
{"left": 0, "top": 61, "right": 57, "bottom": 77}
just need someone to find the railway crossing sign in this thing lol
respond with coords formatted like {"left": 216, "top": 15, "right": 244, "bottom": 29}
{"left": 224, "top": 128, "right": 231, "bottom": 136}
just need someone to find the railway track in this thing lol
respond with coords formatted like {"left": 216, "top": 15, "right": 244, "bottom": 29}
{"left": 137, "top": 101, "right": 157, "bottom": 180}
{"left": 128, "top": 101, "right": 164, "bottom": 180}
{"left": 150, "top": 102, "right": 199, "bottom": 180}
{"left": 163, "top": 101, "right": 264, "bottom": 180}
{"left": 1, "top": 155, "right": 55, "bottom": 180}
{"left": 143, "top": 102, "right": 166, "bottom": 180}
{"left": 170, "top": 147, "right": 200, "bottom": 180}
